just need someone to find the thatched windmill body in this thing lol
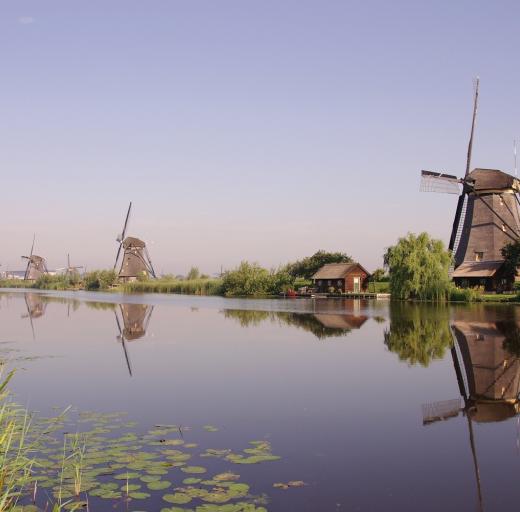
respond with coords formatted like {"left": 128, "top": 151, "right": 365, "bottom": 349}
{"left": 21, "top": 235, "right": 48, "bottom": 281}
{"left": 420, "top": 79, "right": 520, "bottom": 291}
{"left": 114, "top": 202, "right": 156, "bottom": 281}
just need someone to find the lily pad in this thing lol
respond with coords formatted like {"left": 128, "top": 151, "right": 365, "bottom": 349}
{"left": 163, "top": 492, "right": 192, "bottom": 504}
{"left": 181, "top": 466, "right": 207, "bottom": 474}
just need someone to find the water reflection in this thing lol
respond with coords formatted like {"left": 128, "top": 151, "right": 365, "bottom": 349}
{"left": 384, "top": 303, "right": 453, "bottom": 366}
{"left": 22, "top": 293, "right": 47, "bottom": 339}
{"left": 114, "top": 303, "right": 154, "bottom": 376}
{"left": 223, "top": 309, "right": 368, "bottom": 339}
{"left": 422, "top": 308, "right": 520, "bottom": 511}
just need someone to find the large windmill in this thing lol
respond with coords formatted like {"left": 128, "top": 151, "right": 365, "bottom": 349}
{"left": 113, "top": 202, "right": 157, "bottom": 281}
{"left": 420, "top": 79, "right": 520, "bottom": 291}
{"left": 56, "top": 254, "right": 83, "bottom": 277}
{"left": 21, "top": 235, "right": 49, "bottom": 281}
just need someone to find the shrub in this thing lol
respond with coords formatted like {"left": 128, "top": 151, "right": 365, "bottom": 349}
{"left": 84, "top": 270, "right": 118, "bottom": 290}
{"left": 384, "top": 232, "right": 452, "bottom": 301}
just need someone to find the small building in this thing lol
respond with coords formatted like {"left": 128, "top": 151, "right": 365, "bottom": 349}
{"left": 451, "top": 260, "right": 512, "bottom": 292}
{"left": 312, "top": 263, "right": 370, "bottom": 293}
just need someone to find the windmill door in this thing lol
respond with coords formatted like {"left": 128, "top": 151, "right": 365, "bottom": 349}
{"left": 353, "top": 277, "right": 360, "bottom": 293}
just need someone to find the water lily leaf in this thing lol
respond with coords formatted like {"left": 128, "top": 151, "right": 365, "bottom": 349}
{"left": 203, "top": 425, "right": 219, "bottom": 432}
{"left": 129, "top": 491, "right": 151, "bottom": 499}
{"left": 121, "top": 484, "right": 141, "bottom": 491}
{"left": 163, "top": 493, "right": 192, "bottom": 504}
{"left": 183, "top": 477, "right": 202, "bottom": 485}
{"left": 140, "top": 474, "right": 162, "bottom": 483}
{"left": 214, "top": 472, "right": 240, "bottom": 482}
{"left": 147, "top": 480, "right": 172, "bottom": 490}
{"left": 181, "top": 466, "right": 207, "bottom": 474}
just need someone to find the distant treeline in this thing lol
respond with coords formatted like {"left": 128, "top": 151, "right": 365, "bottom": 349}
{"left": 0, "top": 251, "right": 389, "bottom": 297}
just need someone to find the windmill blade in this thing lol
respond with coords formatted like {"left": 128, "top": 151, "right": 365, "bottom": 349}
{"left": 114, "top": 242, "right": 123, "bottom": 270}
{"left": 115, "top": 309, "right": 132, "bottom": 377}
{"left": 144, "top": 247, "right": 157, "bottom": 278}
{"left": 120, "top": 202, "right": 132, "bottom": 242}
{"left": 30, "top": 234, "right": 35, "bottom": 258}
{"left": 421, "top": 398, "right": 462, "bottom": 425}
{"left": 465, "top": 77, "right": 479, "bottom": 178}
{"left": 67, "top": 254, "right": 71, "bottom": 268}
{"left": 449, "top": 193, "right": 467, "bottom": 252}
{"left": 420, "top": 170, "right": 462, "bottom": 194}
{"left": 24, "top": 294, "right": 35, "bottom": 340}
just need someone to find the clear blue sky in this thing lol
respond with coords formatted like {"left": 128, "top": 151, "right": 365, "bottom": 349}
{"left": 2, "top": 0, "right": 520, "bottom": 274}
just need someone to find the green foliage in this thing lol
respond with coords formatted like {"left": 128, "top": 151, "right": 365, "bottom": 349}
{"left": 221, "top": 262, "right": 294, "bottom": 296}
{"left": 448, "top": 285, "right": 479, "bottom": 302}
{"left": 186, "top": 267, "right": 201, "bottom": 280}
{"left": 384, "top": 302, "right": 453, "bottom": 366}
{"left": 501, "top": 240, "right": 520, "bottom": 283}
{"left": 34, "top": 274, "right": 81, "bottom": 291}
{"left": 384, "top": 232, "right": 452, "bottom": 301}
{"left": 221, "top": 262, "right": 272, "bottom": 296}
{"left": 83, "top": 270, "right": 118, "bottom": 291}
{"left": 123, "top": 278, "right": 223, "bottom": 296}
{"left": 285, "top": 250, "right": 353, "bottom": 279}
{"left": 370, "top": 268, "right": 387, "bottom": 282}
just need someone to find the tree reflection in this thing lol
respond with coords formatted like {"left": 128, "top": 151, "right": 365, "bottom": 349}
{"left": 222, "top": 309, "right": 367, "bottom": 340}
{"left": 384, "top": 303, "right": 453, "bottom": 366}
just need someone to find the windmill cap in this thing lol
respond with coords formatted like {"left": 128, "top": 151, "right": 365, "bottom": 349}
{"left": 467, "top": 168, "right": 520, "bottom": 191}
{"left": 123, "top": 237, "right": 146, "bottom": 248}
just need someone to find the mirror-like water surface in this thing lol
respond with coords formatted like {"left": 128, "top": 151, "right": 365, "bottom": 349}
{"left": 1, "top": 290, "right": 520, "bottom": 511}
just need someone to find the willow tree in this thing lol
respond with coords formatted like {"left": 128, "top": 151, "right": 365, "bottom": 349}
{"left": 384, "top": 232, "right": 452, "bottom": 301}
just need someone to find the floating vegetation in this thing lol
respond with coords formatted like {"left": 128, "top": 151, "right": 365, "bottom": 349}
{"left": 273, "top": 481, "right": 306, "bottom": 490}
{"left": 5, "top": 408, "right": 281, "bottom": 511}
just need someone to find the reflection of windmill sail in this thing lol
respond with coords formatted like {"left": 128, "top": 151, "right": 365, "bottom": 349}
{"left": 114, "top": 303, "right": 154, "bottom": 376}
{"left": 21, "top": 293, "right": 47, "bottom": 340}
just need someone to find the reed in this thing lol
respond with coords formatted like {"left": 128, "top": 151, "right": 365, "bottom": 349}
{"left": 122, "top": 278, "right": 224, "bottom": 296}
{"left": 0, "top": 368, "right": 33, "bottom": 512}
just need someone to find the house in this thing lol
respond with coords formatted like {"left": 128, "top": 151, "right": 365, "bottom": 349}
{"left": 312, "top": 263, "right": 370, "bottom": 293}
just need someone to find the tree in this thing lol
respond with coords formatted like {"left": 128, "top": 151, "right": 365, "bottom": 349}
{"left": 384, "top": 232, "right": 452, "bottom": 301}
{"left": 501, "top": 240, "right": 520, "bottom": 283}
{"left": 286, "top": 250, "right": 353, "bottom": 279}
{"left": 370, "top": 268, "right": 386, "bottom": 282}
{"left": 221, "top": 262, "right": 272, "bottom": 296}
{"left": 186, "top": 267, "right": 201, "bottom": 280}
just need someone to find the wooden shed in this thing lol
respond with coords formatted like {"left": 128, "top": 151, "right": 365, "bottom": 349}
{"left": 312, "top": 263, "right": 370, "bottom": 293}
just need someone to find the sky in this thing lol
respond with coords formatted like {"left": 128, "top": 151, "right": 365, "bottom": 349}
{"left": 2, "top": 0, "right": 520, "bottom": 275}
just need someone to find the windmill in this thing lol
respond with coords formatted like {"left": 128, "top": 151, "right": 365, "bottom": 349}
{"left": 114, "top": 303, "right": 154, "bottom": 376}
{"left": 56, "top": 254, "right": 83, "bottom": 277}
{"left": 21, "top": 235, "right": 49, "bottom": 281}
{"left": 420, "top": 79, "right": 520, "bottom": 291}
{"left": 421, "top": 311, "right": 520, "bottom": 511}
{"left": 114, "top": 202, "right": 156, "bottom": 281}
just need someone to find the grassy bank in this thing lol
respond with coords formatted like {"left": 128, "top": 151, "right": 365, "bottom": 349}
{"left": 121, "top": 277, "right": 224, "bottom": 295}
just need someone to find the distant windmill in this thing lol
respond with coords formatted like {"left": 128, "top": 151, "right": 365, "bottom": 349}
{"left": 420, "top": 78, "right": 520, "bottom": 291}
{"left": 114, "top": 202, "right": 156, "bottom": 281}
{"left": 21, "top": 235, "right": 48, "bottom": 281}
{"left": 114, "top": 303, "right": 154, "bottom": 376}
{"left": 56, "top": 254, "right": 83, "bottom": 277}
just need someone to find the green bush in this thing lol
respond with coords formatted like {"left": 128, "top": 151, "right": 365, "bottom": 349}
{"left": 84, "top": 270, "right": 118, "bottom": 290}
{"left": 448, "top": 285, "right": 478, "bottom": 302}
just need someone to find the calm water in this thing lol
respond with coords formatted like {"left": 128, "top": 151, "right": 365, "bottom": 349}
{"left": 1, "top": 290, "right": 520, "bottom": 511}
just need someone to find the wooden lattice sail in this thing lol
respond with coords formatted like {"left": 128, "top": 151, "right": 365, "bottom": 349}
{"left": 113, "top": 202, "right": 156, "bottom": 281}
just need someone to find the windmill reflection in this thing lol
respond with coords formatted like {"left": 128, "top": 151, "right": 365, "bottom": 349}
{"left": 422, "top": 309, "right": 520, "bottom": 511}
{"left": 21, "top": 293, "right": 47, "bottom": 339}
{"left": 114, "top": 303, "right": 154, "bottom": 376}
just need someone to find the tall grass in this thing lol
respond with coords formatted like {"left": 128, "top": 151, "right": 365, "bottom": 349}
{"left": 0, "top": 368, "right": 33, "bottom": 512}
{"left": 122, "top": 278, "right": 224, "bottom": 295}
